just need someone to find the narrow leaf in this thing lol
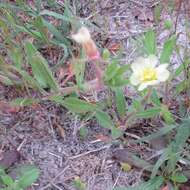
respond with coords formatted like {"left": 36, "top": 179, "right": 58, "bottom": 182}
{"left": 95, "top": 110, "right": 114, "bottom": 129}
{"left": 16, "top": 165, "right": 40, "bottom": 189}
{"left": 144, "top": 29, "right": 156, "bottom": 55}
{"left": 58, "top": 97, "right": 97, "bottom": 114}
{"left": 114, "top": 88, "right": 126, "bottom": 118}
{"left": 40, "top": 10, "right": 73, "bottom": 22}
{"left": 25, "top": 42, "right": 59, "bottom": 91}
{"left": 136, "top": 107, "right": 161, "bottom": 119}
{"left": 160, "top": 35, "right": 176, "bottom": 63}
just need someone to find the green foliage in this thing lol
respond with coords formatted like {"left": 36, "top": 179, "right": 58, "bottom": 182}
{"left": 114, "top": 176, "right": 164, "bottom": 190}
{"left": 160, "top": 35, "right": 176, "bottom": 63}
{"left": 161, "top": 105, "right": 175, "bottom": 124}
{"left": 61, "top": 97, "right": 98, "bottom": 114}
{"left": 102, "top": 48, "right": 111, "bottom": 61}
{"left": 73, "top": 59, "right": 85, "bottom": 88}
{"left": 95, "top": 110, "right": 114, "bottom": 129}
{"left": 154, "top": 4, "right": 162, "bottom": 24}
{"left": 104, "top": 58, "right": 130, "bottom": 87}
{"left": 79, "top": 127, "right": 88, "bottom": 139}
{"left": 136, "top": 107, "right": 161, "bottom": 119}
{"left": 170, "top": 173, "right": 188, "bottom": 184}
{"left": 0, "top": 165, "right": 39, "bottom": 190}
{"left": 143, "top": 29, "right": 156, "bottom": 55}
{"left": 151, "top": 118, "right": 190, "bottom": 178}
{"left": 11, "top": 98, "right": 39, "bottom": 106}
{"left": 72, "top": 177, "right": 86, "bottom": 190}
{"left": 164, "top": 20, "right": 173, "bottom": 30}
{"left": 25, "top": 42, "right": 59, "bottom": 91}
{"left": 114, "top": 88, "right": 126, "bottom": 118}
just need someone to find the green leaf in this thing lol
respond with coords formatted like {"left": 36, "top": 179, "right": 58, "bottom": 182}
{"left": 114, "top": 176, "right": 164, "bottom": 190}
{"left": 102, "top": 49, "right": 110, "bottom": 61}
{"left": 170, "top": 173, "right": 188, "bottom": 183}
{"left": 161, "top": 105, "right": 175, "bottom": 124}
{"left": 0, "top": 73, "right": 13, "bottom": 85}
{"left": 12, "top": 67, "right": 45, "bottom": 93}
{"left": 160, "top": 35, "right": 176, "bottom": 63}
{"left": 95, "top": 110, "right": 114, "bottom": 129}
{"left": 33, "top": 16, "right": 49, "bottom": 43}
{"left": 131, "top": 98, "right": 142, "bottom": 111}
{"left": 8, "top": 47, "right": 23, "bottom": 69}
{"left": 25, "top": 42, "right": 59, "bottom": 91}
{"left": 144, "top": 29, "right": 156, "bottom": 55}
{"left": 42, "top": 19, "right": 66, "bottom": 42}
{"left": 136, "top": 107, "right": 161, "bottom": 119}
{"left": 104, "top": 60, "right": 119, "bottom": 81}
{"left": 72, "top": 177, "right": 86, "bottom": 190}
{"left": 1, "top": 175, "right": 14, "bottom": 186}
{"left": 151, "top": 89, "right": 161, "bottom": 106}
{"left": 114, "top": 88, "right": 126, "bottom": 118}
{"left": 111, "top": 127, "right": 123, "bottom": 139}
{"left": 31, "top": 55, "right": 59, "bottom": 90}
{"left": 164, "top": 20, "right": 173, "bottom": 30}
{"left": 132, "top": 124, "right": 176, "bottom": 144}
{"left": 16, "top": 165, "right": 40, "bottom": 189}
{"left": 174, "top": 63, "right": 184, "bottom": 77}
{"left": 175, "top": 80, "right": 187, "bottom": 95}
{"left": 11, "top": 98, "right": 39, "bottom": 106}
{"left": 120, "top": 162, "right": 132, "bottom": 172}
{"left": 40, "top": 10, "right": 73, "bottom": 22}
{"left": 73, "top": 59, "right": 85, "bottom": 88}
{"left": 109, "top": 77, "right": 129, "bottom": 87}
{"left": 116, "top": 64, "right": 130, "bottom": 76}
{"left": 151, "top": 147, "right": 171, "bottom": 178}
{"left": 61, "top": 97, "right": 97, "bottom": 114}
{"left": 167, "top": 119, "right": 190, "bottom": 173}
{"left": 154, "top": 3, "right": 162, "bottom": 24}
{"left": 79, "top": 127, "right": 88, "bottom": 139}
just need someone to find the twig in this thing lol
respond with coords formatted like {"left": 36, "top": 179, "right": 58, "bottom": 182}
{"left": 17, "top": 138, "right": 27, "bottom": 151}
{"left": 40, "top": 164, "right": 70, "bottom": 190}
{"left": 52, "top": 183, "right": 64, "bottom": 190}
{"left": 69, "top": 145, "right": 111, "bottom": 160}
{"left": 128, "top": 0, "right": 144, "bottom": 7}
{"left": 174, "top": 0, "right": 182, "bottom": 34}
{"left": 113, "top": 171, "right": 122, "bottom": 188}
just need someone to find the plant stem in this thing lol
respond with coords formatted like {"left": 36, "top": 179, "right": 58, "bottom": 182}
{"left": 122, "top": 87, "right": 153, "bottom": 128}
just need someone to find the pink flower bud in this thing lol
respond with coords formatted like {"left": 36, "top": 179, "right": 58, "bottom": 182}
{"left": 71, "top": 27, "right": 100, "bottom": 61}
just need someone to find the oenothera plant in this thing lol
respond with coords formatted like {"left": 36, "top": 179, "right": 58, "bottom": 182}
{"left": 5, "top": 27, "right": 177, "bottom": 139}
{"left": 0, "top": 0, "right": 178, "bottom": 138}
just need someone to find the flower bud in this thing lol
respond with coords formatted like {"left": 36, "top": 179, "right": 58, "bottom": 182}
{"left": 71, "top": 27, "right": 100, "bottom": 60}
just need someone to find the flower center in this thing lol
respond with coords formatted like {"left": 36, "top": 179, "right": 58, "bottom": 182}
{"left": 141, "top": 67, "right": 157, "bottom": 82}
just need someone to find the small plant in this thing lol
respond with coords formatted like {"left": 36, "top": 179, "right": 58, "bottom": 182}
{"left": 72, "top": 176, "right": 86, "bottom": 190}
{"left": 0, "top": 165, "right": 40, "bottom": 190}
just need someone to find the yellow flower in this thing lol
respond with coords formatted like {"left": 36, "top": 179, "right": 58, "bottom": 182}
{"left": 71, "top": 27, "right": 100, "bottom": 60}
{"left": 130, "top": 55, "right": 170, "bottom": 91}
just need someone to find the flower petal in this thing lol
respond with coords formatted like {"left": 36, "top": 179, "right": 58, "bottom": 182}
{"left": 138, "top": 80, "right": 159, "bottom": 91}
{"left": 83, "top": 39, "right": 100, "bottom": 60}
{"left": 71, "top": 27, "right": 91, "bottom": 44}
{"left": 147, "top": 55, "right": 158, "bottom": 67}
{"left": 131, "top": 55, "right": 158, "bottom": 72}
{"left": 131, "top": 57, "right": 146, "bottom": 71}
{"left": 138, "top": 83, "right": 148, "bottom": 91}
{"left": 156, "top": 64, "right": 170, "bottom": 82}
{"left": 145, "top": 80, "right": 160, "bottom": 86}
{"left": 130, "top": 72, "right": 141, "bottom": 86}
